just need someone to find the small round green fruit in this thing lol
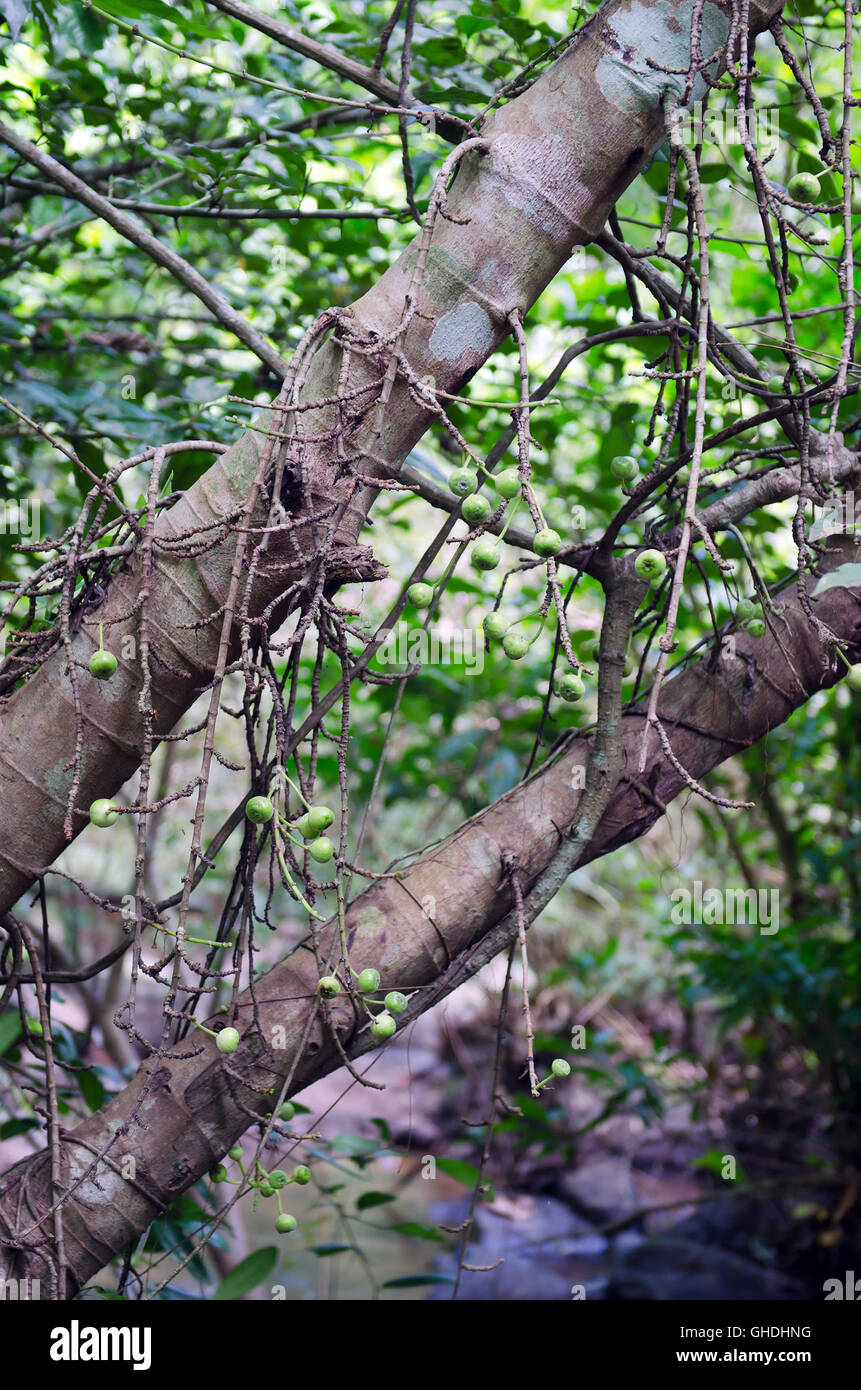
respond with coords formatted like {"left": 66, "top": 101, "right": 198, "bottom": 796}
{"left": 292, "top": 1164, "right": 311, "bottom": 1185}
{"left": 259, "top": 1182, "right": 274, "bottom": 1198}
{"left": 493, "top": 468, "right": 521, "bottom": 499}
{"left": 471, "top": 539, "right": 501, "bottom": 571}
{"left": 357, "top": 967, "right": 381, "bottom": 994}
{"left": 533, "top": 527, "right": 562, "bottom": 558}
{"left": 268, "top": 1169, "right": 288, "bottom": 1189}
{"left": 449, "top": 468, "right": 477, "bottom": 498}
{"left": 483, "top": 612, "right": 509, "bottom": 641}
{"left": 307, "top": 805, "right": 334, "bottom": 834}
{"left": 634, "top": 549, "right": 667, "bottom": 582}
{"left": 210, "top": 1164, "right": 228, "bottom": 1183}
{"left": 407, "top": 582, "right": 434, "bottom": 610}
{"left": 788, "top": 171, "right": 821, "bottom": 203}
{"left": 611, "top": 455, "right": 639, "bottom": 481}
{"left": 461, "top": 493, "right": 492, "bottom": 526}
{"left": 384, "top": 991, "right": 408, "bottom": 1015}
{"left": 502, "top": 631, "right": 530, "bottom": 661}
{"left": 746, "top": 618, "right": 766, "bottom": 638}
{"left": 308, "top": 836, "right": 333, "bottom": 863}
{"left": 278, "top": 1101, "right": 296, "bottom": 1122}
{"left": 276, "top": 1213, "right": 297, "bottom": 1234}
{"left": 89, "top": 799, "right": 120, "bottom": 828}
{"left": 550, "top": 1058, "right": 571, "bottom": 1078}
{"left": 557, "top": 672, "right": 585, "bottom": 702}
{"left": 317, "top": 975, "right": 341, "bottom": 997}
{"left": 216, "top": 1027, "right": 240, "bottom": 1054}
{"left": 245, "top": 795, "right": 274, "bottom": 824}
{"left": 736, "top": 597, "right": 758, "bottom": 621}
{"left": 228, "top": 1145, "right": 243, "bottom": 1161}
{"left": 846, "top": 663, "right": 861, "bottom": 692}
{"left": 88, "top": 649, "right": 117, "bottom": 680}
{"left": 369, "top": 1011, "right": 397, "bottom": 1041}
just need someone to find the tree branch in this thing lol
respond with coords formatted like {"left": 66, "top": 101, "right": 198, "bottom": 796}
{"left": 206, "top": 0, "right": 411, "bottom": 106}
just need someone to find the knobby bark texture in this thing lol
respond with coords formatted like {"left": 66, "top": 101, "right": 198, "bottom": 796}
{"left": 1, "top": 534, "right": 859, "bottom": 1289}
{"left": 0, "top": 0, "right": 783, "bottom": 915}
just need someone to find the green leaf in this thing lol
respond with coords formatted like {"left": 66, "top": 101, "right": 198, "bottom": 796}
{"left": 388, "top": 1221, "right": 445, "bottom": 1243}
{"left": 309, "top": 1244, "right": 354, "bottom": 1257}
{"left": 415, "top": 36, "right": 466, "bottom": 67}
{"left": 455, "top": 16, "right": 497, "bottom": 37}
{"left": 435, "top": 1157, "right": 493, "bottom": 1200}
{"left": 0, "top": 1118, "right": 39, "bottom": 1140}
{"left": 304, "top": 1147, "right": 372, "bottom": 1180}
{"left": 0, "top": 1013, "right": 22, "bottom": 1056}
{"left": 94, "top": 0, "right": 215, "bottom": 40}
{"left": 329, "top": 1133, "right": 383, "bottom": 1158}
{"left": 356, "top": 1191, "right": 396, "bottom": 1212}
{"left": 77, "top": 1068, "right": 106, "bottom": 1113}
{"left": 690, "top": 1147, "right": 727, "bottom": 1174}
{"left": 213, "top": 1246, "right": 278, "bottom": 1300}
